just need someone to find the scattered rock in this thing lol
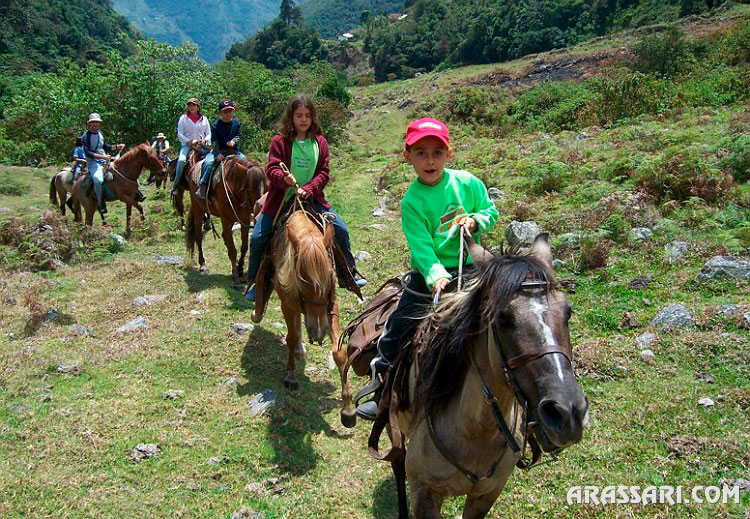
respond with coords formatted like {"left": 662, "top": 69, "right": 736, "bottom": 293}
{"left": 635, "top": 332, "right": 657, "bottom": 348}
{"left": 249, "top": 389, "right": 283, "bottom": 417}
{"left": 620, "top": 312, "right": 641, "bottom": 329}
{"left": 327, "top": 353, "right": 337, "bottom": 371}
{"left": 696, "top": 372, "right": 715, "bottom": 384}
{"left": 630, "top": 227, "right": 653, "bottom": 241}
{"left": 487, "top": 187, "right": 506, "bottom": 201}
{"left": 729, "top": 478, "right": 750, "bottom": 492}
{"left": 163, "top": 389, "right": 184, "bottom": 400}
{"left": 628, "top": 276, "right": 654, "bottom": 290}
{"left": 42, "top": 309, "right": 63, "bottom": 325}
{"left": 195, "top": 291, "right": 207, "bottom": 303}
{"left": 50, "top": 259, "right": 66, "bottom": 271}
{"left": 664, "top": 241, "right": 689, "bottom": 264}
{"left": 205, "top": 457, "right": 221, "bottom": 466}
{"left": 640, "top": 349, "right": 655, "bottom": 364}
{"left": 189, "top": 310, "right": 204, "bottom": 316}
{"left": 3, "top": 296, "right": 17, "bottom": 305}
{"left": 232, "top": 323, "right": 254, "bottom": 336}
{"left": 557, "top": 233, "right": 582, "bottom": 246}
{"left": 698, "top": 397, "right": 715, "bottom": 408}
{"left": 153, "top": 254, "right": 184, "bottom": 266}
{"left": 696, "top": 256, "right": 750, "bottom": 281}
{"left": 719, "top": 304, "right": 739, "bottom": 316}
{"left": 354, "top": 250, "right": 371, "bottom": 262}
{"left": 0, "top": 206, "right": 12, "bottom": 213}
{"left": 398, "top": 98, "right": 415, "bottom": 109}
{"left": 56, "top": 364, "right": 84, "bottom": 376}
{"left": 505, "top": 221, "right": 541, "bottom": 245}
{"left": 69, "top": 324, "right": 91, "bottom": 337}
{"left": 576, "top": 131, "right": 590, "bottom": 140}
{"left": 220, "top": 377, "right": 240, "bottom": 387}
{"left": 232, "top": 223, "right": 241, "bottom": 233}
{"left": 742, "top": 312, "right": 750, "bottom": 330}
{"left": 133, "top": 294, "right": 167, "bottom": 306}
{"left": 231, "top": 508, "right": 265, "bottom": 519}
{"left": 272, "top": 322, "right": 284, "bottom": 330}
{"left": 109, "top": 233, "right": 127, "bottom": 250}
{"left": 129, "top": 443, "right": 162, "bottom": 463}
{"left": 552, "top": 259, "right": 565, "bottom": 269}
{"left": 116, "top": 316, "right": 148, "bottom": 334}
{"left": 244, "top": 482, "right": 266, "bottom": 498}
{"left": 369, "top": 224, "right": 388, "bottom": 231}
{"left": 651, "top": 304, "right": 694, "bottom": 328}
{"left": 9, "top": 403, "right": 33, "bottom": 416}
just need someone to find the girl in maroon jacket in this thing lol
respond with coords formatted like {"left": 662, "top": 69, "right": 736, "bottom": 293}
{"left": 245, "top": 94, "right": 366, "bottom": 302}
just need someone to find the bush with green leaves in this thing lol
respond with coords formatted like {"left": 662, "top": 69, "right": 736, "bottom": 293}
{"left": 510, "top": 81, "right": 595, "bottom": 131}
{"left": 600, "top": 213, "right": 631, "bottom": 243}
{"left": 525, "top": 160, "right": 572, "bottom": 196}
{"left": 719, "top": 134, "right": 750, "bottom": 183}
{"left": 631, "top": 25, "right": 691, "bottom": 77}
{"left": 588, "top": 72, "right": 674, "bottom": 125}
{"left": 438, "top": 88, "right": 510, "bottom": 129}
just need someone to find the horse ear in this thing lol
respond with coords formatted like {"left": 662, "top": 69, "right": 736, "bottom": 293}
{"left": 530, "top": 233, "right": 553, "bottom": 267}
{"left": 464, "top": 229, "right": 494, "bottom": 265}
{"left": 323, "top": 220, "right": 334, "bottom": 248}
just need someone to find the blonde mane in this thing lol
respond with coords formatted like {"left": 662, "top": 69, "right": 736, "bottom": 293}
{"left": 275, "top": 211, "right": 335, "bottom": 300}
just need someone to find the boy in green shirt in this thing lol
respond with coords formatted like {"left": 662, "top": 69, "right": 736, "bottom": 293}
{"left": 356, "top": 117, "right": 499, "bottom": 420}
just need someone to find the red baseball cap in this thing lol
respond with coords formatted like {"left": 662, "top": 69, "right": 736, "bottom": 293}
{"left": 405, "top": 118, "right": 450, "bottom": 148}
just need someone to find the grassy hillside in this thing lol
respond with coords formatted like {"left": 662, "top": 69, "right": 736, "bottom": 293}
{"left": 302, "top": 0, "right": 403, "bottom": 37}
{"left": 111, "top": 0, "right": 282, "bottom": 62}
{"left": 1, "top": 7, "right": 749, "bottom": 519}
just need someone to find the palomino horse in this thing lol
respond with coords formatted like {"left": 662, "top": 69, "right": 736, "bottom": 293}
{"left": 72, "top": 142, "right": 166, "bottom": 235}
{"left": 252, "top": 207, "right": 355, "bottom": 425}
{"left": 184, "top": 155, "right": 266, "bottom": 285}
{"left": 49, "top": 166, "right": 85, "bottom": 221}
{"left": 378, "top": 234, "right": 587, "bottom": 519}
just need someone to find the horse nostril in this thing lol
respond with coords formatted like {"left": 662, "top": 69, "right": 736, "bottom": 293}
{"left": 539, "top": 399, "right": 567, "bottom": 430}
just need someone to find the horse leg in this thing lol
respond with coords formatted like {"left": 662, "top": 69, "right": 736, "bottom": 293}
{"left": 126, "top": 204, "right": 132, "bottom": 237}
{"left": 410, "top": 480, "right": 444, "bottom": 519}
{"left": 192, "top": 208, "right": 207, "bottom": 272}
{"left": 221, "top": 217, "right": 240, "bottom": 285}
{"left": 329, "top": 305, "right": 355, "bottom": 427}
{"left": 60, "top": 190, "right": 67, "bottom": 215}
{"left": 281, "top": 302, "right": 301, "bottom": 391}
{"left": 237, "top": 224, "right": 249, "bottom": 280}
{"left": 462, "top": 487, "right": 505, "bottom": 519}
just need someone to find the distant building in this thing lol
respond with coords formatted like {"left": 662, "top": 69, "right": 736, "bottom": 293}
{"left": 338, "top": 32, "right": 355, "bottom": 42}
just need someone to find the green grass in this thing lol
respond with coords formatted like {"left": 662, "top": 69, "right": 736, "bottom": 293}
{"left": 2, "top": 14, "right": 750, "bottom": 519}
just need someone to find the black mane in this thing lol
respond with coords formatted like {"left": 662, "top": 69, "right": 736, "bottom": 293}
{"left": 414, "top": 253, "right": 555, "bottom": 416}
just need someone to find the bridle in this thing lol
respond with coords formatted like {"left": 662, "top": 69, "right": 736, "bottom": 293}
{"left": 426, "top": 278, "right": 574, "bottom": 483}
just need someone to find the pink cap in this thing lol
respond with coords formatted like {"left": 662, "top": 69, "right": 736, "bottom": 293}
{"left": 405, "top": 118, "right": 450, "bottom": 148}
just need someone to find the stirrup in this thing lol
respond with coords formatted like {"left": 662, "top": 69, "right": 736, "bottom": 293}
{"left": 354, "top": 357, "right": 386, "bottom": 407}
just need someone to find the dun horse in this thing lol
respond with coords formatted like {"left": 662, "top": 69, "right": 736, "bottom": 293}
{"left": 184, "top": 155, "right": 266, "bottom": 285}
{"left": 49, "top": 166, "right": 84, "bottom": 221}
{"left": 377, "top": 234, "right": 587, "bottom": 519}
{"left": 72, "top": 142, "right": 166, "bottom": 235}
{"left": 253, "top": 208, "right": 355, "bottom": 426}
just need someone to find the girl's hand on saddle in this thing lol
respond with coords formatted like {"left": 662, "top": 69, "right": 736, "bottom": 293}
{"left": 457, "top": 216, "right": 477, "bottom": 233}
{"left": 283, "top": 172, "right": 297, "bottom": 186}
{"left": 432, "top": 277, "right": 450, "bottom": 296}
{"left": 297, "top": 187, "right": 309, "bottom": 199}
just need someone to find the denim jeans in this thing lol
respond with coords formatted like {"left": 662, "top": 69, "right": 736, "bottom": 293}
{"left": 200, "top": 150, "right": 245, "bottom": 184}
{"left": 87, "top": 160, "right": 105, "bottom": 205}
{"left": 172, "top": 144, "right": 191, "bottom": 191}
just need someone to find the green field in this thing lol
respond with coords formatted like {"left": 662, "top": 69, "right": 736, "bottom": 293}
{"left": 2, "top": 15, "right": 750, "bottom": 519}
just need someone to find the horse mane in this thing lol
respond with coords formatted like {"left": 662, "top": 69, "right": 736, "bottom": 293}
{"left": 414, "top": 252, "right": 556, "bottom": 417}
{"left": 275, "top": 211, "right": 334, "bottom": 301}
{"left": 225, "top": 157, "right": 265, "bottom": 194}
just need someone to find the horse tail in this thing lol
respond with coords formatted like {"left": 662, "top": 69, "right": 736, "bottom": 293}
{"left": 49, "top": 176, "right": 58, "bottom": 205}
{"left": 185, "top": 207, "right": 196, "bottom": 257}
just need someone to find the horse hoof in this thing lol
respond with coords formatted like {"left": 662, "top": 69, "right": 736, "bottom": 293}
{"left": 283, "top": 377, "right": 299, "bottom": 391}
{"left": 199, "top": 265, "right": 208, "bottom": 272}
{"left": 295, "top": 343, "right": 307, "bottom": 361}
{"left": 340, "top": 409, "right": 357, "bottom": 428}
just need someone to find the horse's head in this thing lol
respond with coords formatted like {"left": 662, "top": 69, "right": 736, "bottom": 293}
{"left": 229, "top": 159, "right": 266, "bottom": 214}
{"left": 141, "top": 142, "right": 168, "bottom": 178}
{"left": 480, "top": 234, "right": 587, "bottom": 452}
{"left": 281, "top": 211, "right": 336, "bottom": 344}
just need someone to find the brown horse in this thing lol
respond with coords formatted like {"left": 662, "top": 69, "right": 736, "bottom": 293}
{"left": 254, "top": 209, "right": 355, "bottom": 425}
{"left": 72, "top": 142, "right": 166, "bottom": 235}
{"left": 379, "top": 234, "right": 587, "bottom": 519}
{"left": 184, "top": 154, "right": 266, "bottom": 285}
{"left": 49, "top": 166, "right": 84, "bottom": 221}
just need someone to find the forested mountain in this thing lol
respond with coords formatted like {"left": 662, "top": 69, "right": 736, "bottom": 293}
{"left": 367, "top": 0, "right": 718, "bottom": 80}
{"left": 0, "top": 0, "right": 140, "bottom": 74}
{"left": 302, "top": 0, "right": 403, "bottom": 37}
{"left": 111, "top": 0, "right": 283, "bottom": 62}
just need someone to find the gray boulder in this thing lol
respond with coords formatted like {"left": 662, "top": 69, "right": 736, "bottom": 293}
{"left": 719, "top": 304, "right": 739, "bottom": 317}
{"left": 232, "top": 323, "right": 254, "bottom": 336}
{"left": 129, "top": 443, "right": 162, "bottom": 463}
{"left": 635, "top": 332, "right": 657, "bottom": 348}
{"left": 696, "top": 256, "right": 750, "bottom": 281}
{"left": 249, "top": 390, "right": 283, "bottom": 417}
{"left": 354, "top": 250, "right": 371, "bottom": 262}
{"left": 630, "top": 227, "right": 653, "bottom": 241}
{"left": 69, "top": 324, "right": 91, "bottom": 337}
{"left": 505, "top": 221, "right": 541, "bottom": 246}
{"left": 116, "top": 316, "right": 148, "bottom": 334}
{"left": 651, "top": 304, "right": 694, "bottom": 328}
{"left": 153, "top": 254, "right": 184, "bottom": 266}
{"left": 664, "top": 241, "right": 689, "bottom": 264}
{"left": 133, "top": 294, "right": 167, "bottom": 306}
{"left": 487, "top": 187, "right": 506, "bottom": 201}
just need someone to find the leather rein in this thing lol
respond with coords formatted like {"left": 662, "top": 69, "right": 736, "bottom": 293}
{"left": 425, "top": 279, "right": 573, "bottom": 482}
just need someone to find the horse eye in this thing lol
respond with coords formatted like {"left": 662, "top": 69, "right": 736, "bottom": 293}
{"left": 497, "top": 310, "right": 515, "bottom": 328}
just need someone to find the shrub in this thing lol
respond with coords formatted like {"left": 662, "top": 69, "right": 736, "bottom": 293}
{"left": 631, "top": 25, "right": 690, "bottom": 77}
{"left": 526, "top": 161, "right": 572, "bottom": 195}
{"left": 721, "top": 20, "right": 750, "bottom": 66}
{"left": 439, "top": 87, "right": 509, "bottom": 128}
{"left": 316, "top": 99, "right": 351, "bottom": 144}
{"left": 588, "top": 72, "right": 674, "bottom": 125}
{"left": 579, "top": 237, "right": 611, "bottom": 271}
{"left": 675, "top": 66, "right": 746, "bottom": 108}
{"left": 600, "top": 213, "right": 631, "bottom": 244}
{"left": 636, "top": 151, "right": 735, "bottom": 204}
{"left": 509, "top": 81, "right": 595, "bottom": 131}
{"left": 719, "top": 134, "right": 750, "bottom": 183}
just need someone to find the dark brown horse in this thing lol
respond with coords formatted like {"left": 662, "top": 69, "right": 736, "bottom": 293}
{"left": 253, "top": 208, "right": 355, "bottom": 424}
{"left": 184, "top": 154, "right": 266, "bottom": 285}
{"left": 72, "top": 142, "right": 166, "bottom": 235}
{"left": 375, "top": 234, "right": 587, "bottom": 519}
